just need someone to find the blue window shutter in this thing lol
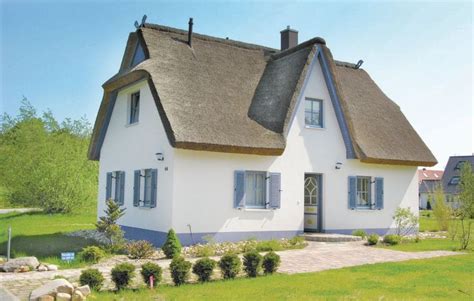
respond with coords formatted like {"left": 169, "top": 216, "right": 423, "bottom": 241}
{"left": 269, "top": 172, "right": 281, "bottom": 209}
{"left": 348, "top": 176, "right": 356, "bottom": 209}
{"left": 150, "top": 169, "right": 158, "bottom": 208}
{"left": 119, "top": 171, "right": 125, "bottom": 206}
{"left": 133, "top": 170, "right": 140, "bottom": 207}
{"left": 106, "top": 172, "right": 112, "bottom": 201}
{"left": 375, "top": 177, "right": 384, "bottom": 210}
{"left": 234, "top": 171, "right": 245, "bottom": 208}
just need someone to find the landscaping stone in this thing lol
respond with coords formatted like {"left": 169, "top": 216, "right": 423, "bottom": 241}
{"left": 56, "top": 282, "right": 74, "bottom": 295}
{"left": 37, "top": 295, "right": 54, "bottom": 301}
{"left": 72, "top": 290, "right": 85, "bottom": 301}
{"left": 37, "top": 265, "right": 48, "bottom": 272}
{"left": 46, "top": 264, "right": 58, "bottom": 271}
{"left": 56, "top": 292, "right": 71, "bottom": 301}
{"left": 75, "top": 285, "right": 90, "bottom": 297}
{"left": 0, "top": 257, "right": 39, "bottom": 272}
{"left": 29, "top": 279, "right": 73, "bottom": 301}
{"left": 15, "top": 266, "right": 31, "bottom": 273}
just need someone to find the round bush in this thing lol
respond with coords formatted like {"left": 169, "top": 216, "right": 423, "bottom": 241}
{"left": 80, "top": 246, "right": 106, "bottom": 263}
{"left": 79, "top": 268, "right": 105, "bottom": 291}
{"left": 162, "top": 229, "right": 182, "bottom": 259}
{"left": 192, "top": 257, "right": 217, "bottom": 282}
{"left": 352, "top": 229, "right": 367, "bottom": 239}
{"left": 383, "top": 234, "right": 401, "bottom": 245}
{"left": 262, "top": 251, "right": 280, "bottom": 274}
{"left": 126, "top": 240, "right": 156, "bottom": 259}
{"left": 111, "top": 262, "right": 135, "bottom": 290}
{"left": 243, "top": 250, "right": 262, "bottom": 277}
{"left": 367, "top": 234, "right": 379, "bottom": 246}
{"left": 170, "top": 256, "right": 192, "bottom": 286}
{"left": 219, "top": 253, "right": 241, "bottom": 279}
{"left": 140, "top": 262, "right": 162, "bottom": 287}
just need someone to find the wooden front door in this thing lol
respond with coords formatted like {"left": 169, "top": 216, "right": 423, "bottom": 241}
{"left": 304, "top": 174, "right": 322, "bottom": 232}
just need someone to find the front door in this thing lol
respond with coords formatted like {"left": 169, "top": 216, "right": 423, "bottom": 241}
{"left": 304, "top": 174, "right": 322, "bottom": 232}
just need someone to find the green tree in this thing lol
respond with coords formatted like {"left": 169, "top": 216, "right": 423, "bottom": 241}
{"left": 96, "top": 199, "right": 126, "bottom": 252}
{"left": 162, "top": 229, "right": 182, "bottom": 258}
{"left": 457, "top": 163, "right": 474, "bottom": 250}
{"left": 0, "top": 98, "right": 98, "bottom": 213}
{"left": 431, "top": 185, "right": 451, "bottom": 231}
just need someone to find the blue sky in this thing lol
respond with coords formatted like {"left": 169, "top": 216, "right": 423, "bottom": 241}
{"left": 1, "top": 0, "right": 472, "bottom": 168}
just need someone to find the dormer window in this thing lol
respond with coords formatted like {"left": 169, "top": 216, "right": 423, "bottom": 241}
{"left": 449, "top": 176, "right": 460, "bottom": 185}
{"left": 305, "top": 98, "right": 323, "bottom": 128}
{"left": 129, "top": 92, "right": 140, "bottom": 124}
{"left": 455, "top": 161, "right": 466, "bottom": 170}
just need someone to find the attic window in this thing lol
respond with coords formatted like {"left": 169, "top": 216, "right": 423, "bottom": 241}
{"left": 129, "top": 92, "right": 140, "bottom": 124}
{"left": 455, "top": 161, "right": 466, "bottom": 170}
{"left": 305, "top": 98, "right": 323, "bottom": 128}
{"left": 449, "top": 176, "right": 460, "bottom": 185}
{"left": 130, "top": 42, "right": 145, "bottom": 67}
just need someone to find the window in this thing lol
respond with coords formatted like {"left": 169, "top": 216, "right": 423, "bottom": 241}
{"left": 234, "top": 171, "right": 281, "bottom": 209}
{"left": 304, "top": 175, "right": 320, "bottom": 206}
{"left": 106, "top": 171, "right": 125, "bottom": 205}
{"left": 133, "top": 169, "right": 157, "bottom": 208}
{"left": 129, "top": 92, "right": 140, "bottom": 124}
{"left": 356, "top": 176, "right": 371, "bottom": 207}
{"left": 305, "top": 98, "right": 323, "bottom": 128}
{"left": 245, "top": 171, "right": 267, "bottom": 208}
{"left": 449, "top": 176, "right": 460, "bottom": 185}
{"left": 130, "top": 42, "right": 146, "bottom": 67}
{"left": 455, "top": 161, "right": 466, "bottom": 170}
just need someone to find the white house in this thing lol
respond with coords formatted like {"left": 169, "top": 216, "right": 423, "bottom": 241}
{"left": 89, "top": 20, "right": 437, "bottom": 246}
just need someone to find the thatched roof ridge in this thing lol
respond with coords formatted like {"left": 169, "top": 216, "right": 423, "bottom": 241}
{"left": 89, "top": 23, "right": 437, "bottom": 167}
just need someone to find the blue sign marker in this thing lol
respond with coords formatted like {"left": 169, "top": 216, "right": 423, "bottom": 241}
{"left": 61, "top": 252, "right": 75, "bottom": 262}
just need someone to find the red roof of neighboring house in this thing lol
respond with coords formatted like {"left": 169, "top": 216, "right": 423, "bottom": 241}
{"left": 418, "top": 169, "right": 443, "bottom": 183}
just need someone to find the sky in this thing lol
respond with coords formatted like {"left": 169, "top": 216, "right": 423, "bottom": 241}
{"left": 1, "top": 0, "right": 472, "bottom": 169}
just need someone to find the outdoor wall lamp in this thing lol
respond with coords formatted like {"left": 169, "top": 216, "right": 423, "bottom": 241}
{"left": 335, "top": 162, "right": 343, "bottom": 170}
{"left": 155, "top": 152, "right": 164, "bottom": 161}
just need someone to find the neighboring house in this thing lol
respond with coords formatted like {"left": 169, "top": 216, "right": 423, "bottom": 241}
{"left": 441, "top": 155, "right": 474, "bottom": 208}
{"left": 418, "top": 169, "right": 443, "bottom": 209}
{"left": 88, "top": 20, "right": 437, "bottom": 246}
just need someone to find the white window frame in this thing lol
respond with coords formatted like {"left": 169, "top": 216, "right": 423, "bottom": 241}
{"left": 128, "top": 91, "right": 140, "bottom": 125}
{"left": 244, "top": 171, "right": 267, "bottom": 209}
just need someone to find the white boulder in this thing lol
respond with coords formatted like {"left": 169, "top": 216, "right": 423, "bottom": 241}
{"left": 0, "top": 257, "right": 39, "bottom": 272}
{"left": 29, "top": 279, "right": 73, "bottom": 301}
{"left": 75, "top": 285, "right": 91, "bottom": 297}
{"left": 56, "top": 292, "right": 71, "bottom": 301}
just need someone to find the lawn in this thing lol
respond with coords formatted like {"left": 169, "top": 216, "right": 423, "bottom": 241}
{"left": 92, "top": 252, "right": 473, "bottom": 300}
{"left": 0, "top": 210, "right": 96, "bottom": 265}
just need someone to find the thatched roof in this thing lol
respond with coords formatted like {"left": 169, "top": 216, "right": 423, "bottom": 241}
{"left": 89, "top": 23, "right": 437, "bottom": 167}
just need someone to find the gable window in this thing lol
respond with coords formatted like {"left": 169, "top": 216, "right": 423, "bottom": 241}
{"left": 348, "top": 176, "right": 383, "bottom": 210}
{"left": 131, "top": 42, "right": 146, "bottom": 67}
{"left": 129, "top": 92, "right": 140, "bottom": 124}
{"left": 133, "top": 168, "right": 157, "bottom": 208}
{"left": 305, "top": 98, "right": 323, "bottom": 128}
{"left": 106, "top": 171, "right": 125, "bottom": 205}
{"left": 234, "top": 170, "right": 281, "bottom": 209}
{"left": 449, "top": 176, "right": 460, "bottom": 185}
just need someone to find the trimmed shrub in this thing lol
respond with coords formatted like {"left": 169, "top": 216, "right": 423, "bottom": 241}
{"left": 352, "top": 229, "right": 367, "bottom": 239}
{"left": 219, "top": 253, "right": 241, "bottom": 279}
{"left": 140, "top": 262, "right": 162, "bottom": 287}
{"left": 367, "top": 234, "right": 379, "bottom": 245}
{"left": 383, "top": 234, "right": 401, "bottom": 246}
{"left": 126, "top": 240, "right": 156, "bottom": 259}
{"left": 243, "top": 250, "right": 262, "bottom": 277}
{"left": 170, "top": 256, "right": 192, "bottom": 286}
{"left": 79, "top": 268, "right": 105, "bottom": 291}
{"left": 262, "top": 251, "right": 280, "bottom": 274}
{"left": 162, "top": 229, "right": 182, "bottom": 259}
{"left": 192, "top": 257, "right": 217, "bottom": 282}
{"left": 79, "top": 246, "right": 106, "bottom": 263}
{"left": 111, "top": 263, "right": 135, "bottom": 290}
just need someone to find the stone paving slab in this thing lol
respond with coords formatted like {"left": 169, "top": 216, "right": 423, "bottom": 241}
{"left": 302, "top": 233, "right": 362, "bottom": 242}
{"left": 0, "top": 241, "right": 463, "bottom": 300}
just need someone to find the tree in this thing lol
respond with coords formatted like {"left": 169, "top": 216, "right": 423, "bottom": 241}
{"left": 162, "top": 229, "right": 182, "bottom": 258}
{"left": 96, "top": 199, "right": 126, "bottom": 252}
{"left": 393, "top": 207, "right": 418, "bottom": 236}
{"left": 0, "top": 99, "right": 97, "bottom": 213}
{"left": 431, "top": 185, "right": 451, "bottom": 231}
{"left": 456, "top": 163, "right": 474, "bottom": 250}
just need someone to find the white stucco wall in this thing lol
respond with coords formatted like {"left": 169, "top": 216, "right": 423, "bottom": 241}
{"left": 171, "top": 49, "right": 419, "bottom": 237}
{"left": 98, "top": 80, "right": 174, "bottom": 233}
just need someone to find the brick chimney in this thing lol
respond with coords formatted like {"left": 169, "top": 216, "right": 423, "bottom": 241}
{"left": 280, "top": 26, "right": 298, "bottom": 50}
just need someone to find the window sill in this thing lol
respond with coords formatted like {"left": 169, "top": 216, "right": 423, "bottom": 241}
{"left": 305, "top": 125, "right": 325, "bottom": 130}
{"left": 125, "top": 122, "right": 140, "bottom": 128}
{"left": 351, "top": 207, "right": 381, "bottom": 211}
{"left": 238, "top": 207, "right": 276, "bottom": 212}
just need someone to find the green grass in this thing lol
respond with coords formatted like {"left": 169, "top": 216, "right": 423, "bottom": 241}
{"left": 419, "top": 210, "right": 442, "bottom": 232}
{"left": 92, "top": 253, "right": 474, "bottom": 300}
{"left": 0, "top": 210, "right": 97, "bottom": 267}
